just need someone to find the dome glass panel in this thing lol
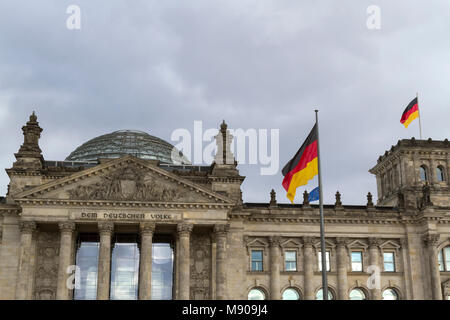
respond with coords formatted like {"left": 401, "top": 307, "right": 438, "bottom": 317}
{"left": 65, "top": 130, "right": 189, "bottom": 164}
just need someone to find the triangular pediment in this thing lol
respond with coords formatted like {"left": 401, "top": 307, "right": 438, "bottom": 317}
{"left": 15, "top": 156, "right": 234, "bottom": 205}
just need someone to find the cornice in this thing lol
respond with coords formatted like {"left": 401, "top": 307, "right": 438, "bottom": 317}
{"left": 14, "top": 198, "right": 234, "bottom": 210}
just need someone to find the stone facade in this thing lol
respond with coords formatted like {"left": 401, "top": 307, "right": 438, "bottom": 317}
{"left": 0, "top": 113, "right": 449, "bottom": 300}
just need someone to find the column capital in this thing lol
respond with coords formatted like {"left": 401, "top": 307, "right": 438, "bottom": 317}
{"left": 335, "top": 237, "right": 350, "bottom": 247}
{"left": 302, "top": 236, "right": 316, "bottom": 247}
{"left": 269, "top": 236, "right": 282, "bottom": 247}
{"left": 213, "top": 224, "right": 230, "bottom": 237}
{"left": 423, "top": 234, "right": 440, "bottom": 247}
{"left": 98, "top": 221, "right": 114, "bottom": 235}
{"left": 19, "top": 221, "right": 37, "bottom": 233}
{"left": 139, "top": 222, "right": 155, "bottom": 236}
{"left": 177, "top": 223, "right": 193, "bottom": 236}
{"left": 58, "top": 221, "right": 76, "bottom": 233}
{"left": 368, "top": 237, "right": 382, "bottom": 248}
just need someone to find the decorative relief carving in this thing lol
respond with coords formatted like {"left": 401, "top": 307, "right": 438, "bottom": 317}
{"left": 269, "top": 236, "right": 282, "bottom": 247}
{"left": 34, "top": 231, "right": 59, "bottom": 300}
{"left": 368, "top": 237, "right": 382, "bottom": 248}
{"left": 190, "top": 233, "right": 211, "bottom": 300}
{"left": 177, "top": 223, "right": 193, "bottom": 237}
{"left": 98, "top": 221, "right": 114, "bottom": 234}
{"left": 67, "top": 165, "right": 190, "bottom": 202}
{"left": 302, "top": 236, "right": 316, "bottom": 247}
{"left": 58, "top": 221, "right": 76, "bottom": 233}
{"left": 423, "top": 234, "right": 440, "bottom": 247}
{"left": 213, "top": 224, "right": 230, "bottom": 237}
{"left": 335, "top": 237, "right": 350, "bottom": 247}
{"left": 139, "top": 222, "right": 155, "bottom": 236}
{"left": 19, "top": 221, "right": 37, "bottom": 233}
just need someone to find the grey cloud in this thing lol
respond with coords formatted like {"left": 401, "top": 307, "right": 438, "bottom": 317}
{"left": 0, "top": 0, "right": 449, "bottom": 204}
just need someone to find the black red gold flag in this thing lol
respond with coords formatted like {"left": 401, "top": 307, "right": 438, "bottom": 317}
{"left": 282, "top": 125, "right": 318, "bottom": 202}
{"left": 400, "top": 97, "right": 419, "bottom": 128}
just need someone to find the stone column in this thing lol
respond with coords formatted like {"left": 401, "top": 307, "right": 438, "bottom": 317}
{"left": 177, "top": 223, "right": 193, "bottom": 300}
{"left": 368, "top": 238, "right": 382, "bottom": 300}
{"left": 336, "top": 237, "right": 349, "bottom": 300}
{"left": 139, "top": 222, "right": 155, "bottom": 300}
{"left": 214, "top": 224, "right": 229, "bottom": 300}
{"left": 423, "top": 234, "right": 442, "bottom": 300}
{"left": 56, "top": 222, "right": 76, "bottom": 300}
{"left": 269, "top": 236, "right": 282, "bottom": 300}
{"left": 303, "top": 236, "right": 315, "bottom": 300}
{"left": 15, "top": 221, "right": 37, "bottom": 300}
{"left": 97, "top": 222, "right": 114, "bottom": 300}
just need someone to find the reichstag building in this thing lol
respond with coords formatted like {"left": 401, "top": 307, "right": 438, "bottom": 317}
{"left": 0, "top": 113, "right": 449, "bottom": 300}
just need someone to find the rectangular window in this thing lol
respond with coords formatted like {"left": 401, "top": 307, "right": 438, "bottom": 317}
{"left": 251, "top": 250, "right": 263, "bottom": 271}
{"left": 383, "top": 252, "right": 395, "bottom": 272}
{"left": 351, "top": 251, "right": 363, "bottom": 272}
{"left": 318, "top": 251, "right": 330, "bottom": 271}
{"left": 445, "top": 247, "right": 450, "bottom": 271}
{"left": 285, "top": 251, "right": 297, "bottom": 271}
{"left": 74, "top": 234, "right": 100, "bottom": 300}
{"left": 110, "top": 234, "right": 140, "bottom": 300}
{"left": 438, "top": 250, "right": 444, "bottom": 271}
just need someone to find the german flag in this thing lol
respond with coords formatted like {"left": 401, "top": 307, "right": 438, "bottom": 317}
{"left": 400, "top": 97, "right": 419, "bottom": 128}
{"left": 282, "top": 125, "right": 318, "bottom": 203}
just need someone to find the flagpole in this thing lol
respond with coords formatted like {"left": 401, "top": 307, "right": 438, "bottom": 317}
{"left": 315, "top": 110, "right": 328, "bottom": 300}
{"left": 417, "top": 92, "right": 423, "bottom": 139}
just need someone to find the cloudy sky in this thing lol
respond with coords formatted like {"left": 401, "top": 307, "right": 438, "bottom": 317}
{"left": 1, "top": 0, "right": 449, "bottom": 205}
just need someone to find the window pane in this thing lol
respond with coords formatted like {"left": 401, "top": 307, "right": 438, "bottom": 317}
{"left": 285, "top": 251, "right": 297, "bottom": 271}
{"left": 318, "top": 251, "right": 330, "bottom": 271}
{"left": 438, "top": 250, "right": 444, "bottom": 271}
{"left": 383, "top": 252, "right": 395, "bottom": 272}
{"left": 315, "top": 288, "right": 333, "bottom": 300}
{"left": 151, "top": 243, "right": 173, "bottom": 300}
{"left": 349, "top": 288, "right": 366, "bottom": 300}
{"left": 420, "top": 166, "right": 427, "bottom": 181}
{"left": 74, "top": 240, "right": 99, "bottom": 300}
{"left": 110, "top": 239, "right": 140, "bottom": 300}
{"left": 248, "top": 289, "right": 265, "bottom": 300}
{"left": 251, "top": 250, "right": 263, "bottom": 271}
{"left": 351, "top": 252, "right": 363, "bottom": 272}
{"left": 382, "top": 289, "right": 398, "bottom": 300}
{"left": 445, "top": 247, "right": 450, "bottom": 271}
{"left": 436, "top": 167, "right": 444, "bottom": 182}
{"left": 282, "top": 288, "right": 300, "bottom": 300}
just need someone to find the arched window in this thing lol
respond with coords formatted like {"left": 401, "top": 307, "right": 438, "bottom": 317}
{"left": 438, "top": 246, "right": 450, "bottom": 271}
{"left": 436, "top": 166, "right": 445, "bottom": 182}
{"left": 315, "top": 288, "right": 334, "bottom": 300}
{"left": 420, "top": 166, "right": 428, "bottom": 182}
{"left": 248, "top": 288, "right": 266, "bottom": 300}
{"left": 349, "top": 288, "right": 367, "bottom": 300}
{"left": 282, "top": 288, "right": 300, "bottom": 300}
{"left": 382, "top": 288, "right": 399, "bottom": 300}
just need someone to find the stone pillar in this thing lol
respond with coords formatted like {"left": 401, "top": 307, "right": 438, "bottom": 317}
{"left": 336, "top": 237, "right": 349, "bottom": 300}
{"left": 423, "top": 234, "right": 442, "bottom": 300}
{"left": 177, "top": 223, "right": 193, "bottom": 300}
{"left": 269, "top": 236, "right": 282, "bottom": 300}
{"left": 303, "top": 236, "right": 315, "bottom": 300}
{"left": 214, "top": 224, "right": 229, "bottom": 300}
{"left": 56, "top": 222, "right": 76, "bottom": 300}
{"left": 97, "top": 222, "right": 114, "bottom": 300}
{"left": 368, "top": 238, "right": 382, "bottom": 300}
{"left": 139, "top": 222, "right": 155, "bottom": 300}
{"left": 15, "top": 221, "right": 37, "bottom": 300}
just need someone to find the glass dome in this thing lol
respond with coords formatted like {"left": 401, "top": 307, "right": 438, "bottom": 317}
{"left": 65, "top": 130, "right": 189, "bottom": 164}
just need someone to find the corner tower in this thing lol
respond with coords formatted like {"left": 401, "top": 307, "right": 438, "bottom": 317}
{"left": 369, "top": 138, "right": 449, "bottom": 209}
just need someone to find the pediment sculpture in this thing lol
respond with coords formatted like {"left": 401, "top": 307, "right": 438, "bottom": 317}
{"left": 67, "top": 165, "right": 189, "bottom": 202}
